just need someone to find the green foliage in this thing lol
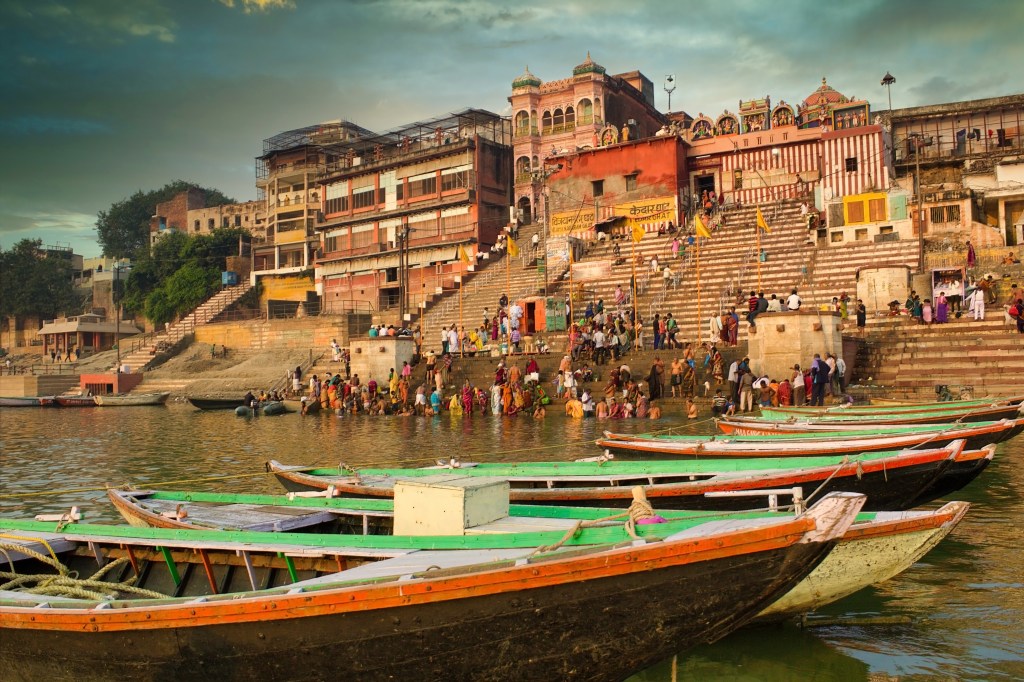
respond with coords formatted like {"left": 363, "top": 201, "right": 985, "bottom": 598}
{"left": 95, "top": 180, "right": 235, "bottom": 259}
{"left": 124, "top": 228, "right": 246, "bottom": 325}
{"left": 0, "top": 239, "right": 82, "bottom": 320}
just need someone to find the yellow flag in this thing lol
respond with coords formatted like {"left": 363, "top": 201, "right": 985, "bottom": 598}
{"left": 507, "top": 236, "right": 519, "bottom": 257}
{"left": 695, "top": 214, "right": 712, "bottom": 239}
{"left": 458, "top": 244, "right": 471, "bottom": 265}
{"left": 756, "top": 207, "right": 771, "bottom": 233}
{"left": 631, "top": 220, "right": 645, "bottom": 243}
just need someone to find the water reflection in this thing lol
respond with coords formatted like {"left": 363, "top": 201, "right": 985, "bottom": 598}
{"left": 1, "top": 405, "right": 1022, "bottom": 680}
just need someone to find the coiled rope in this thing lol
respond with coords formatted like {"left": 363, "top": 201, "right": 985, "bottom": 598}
{"left": 0, "top": 542, "right": 166, "bottom": 601}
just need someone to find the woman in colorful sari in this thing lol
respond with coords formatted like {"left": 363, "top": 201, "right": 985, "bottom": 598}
{"left": 502, "top": 383, "right": 515, "bottom": 415}
{"left": 461, "top": 380, "right": 473, "bottom": 414}
{"left": 935, "top": 292, "right": 948, "bottom": 323}
{"left": 448, "top": 393, "right": 463, "bottom": 415}
{"left": 490, "top": 317, "right": 500, "bottom": 342}
{"left": 608, "top": 397, "right": 626, "bottom": 419}
{"left": 635, "top": 394, "right": 649, "bottom": 419}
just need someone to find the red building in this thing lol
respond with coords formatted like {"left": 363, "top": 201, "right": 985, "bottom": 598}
{"left": 315, "top": 110, "right": 512, "bottom": 319}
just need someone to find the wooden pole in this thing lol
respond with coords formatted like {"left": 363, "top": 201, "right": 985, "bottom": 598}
{"left": 696, "top": 235, "right": 702, "bottom": 344}
{"left": 756, "top": 224, "right": 763, "bottom": 291}
{"left": 630, "top": 237, "right": 638, "bottom": 327}
{"left": 568, "top": 236, "right": 575, "bottom": 327}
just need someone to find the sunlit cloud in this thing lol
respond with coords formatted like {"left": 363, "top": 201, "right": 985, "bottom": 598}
{"left": 217, "top": 0, "right": 296, "bottom": 13}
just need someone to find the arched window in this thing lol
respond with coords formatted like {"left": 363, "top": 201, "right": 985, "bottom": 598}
{"left": 578, "top": 98, "right": 593, "bottom": 122}
{"left": 516, "top": 156, "right": 531, "bottom": 177}
{"left": 565, "top": 106, "right": 575, "bottom": 126}
{"left": 541, "top": 111, "right": 552, "bottom": 133}
{"left": 553, "top": 109, "right": 565, "bottom": 127}
{"left": 532, "top": 155, "right": 539, "bottom": 169}
{"left": 514, "top": 111, "right": 530, "bottom": 135}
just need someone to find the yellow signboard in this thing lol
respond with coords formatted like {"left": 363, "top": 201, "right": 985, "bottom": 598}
{"left": 616, "top": 196, "right": 676, "bottom": 225}
{"left": 550, "top": 209, "right": 596, "bottom": 236}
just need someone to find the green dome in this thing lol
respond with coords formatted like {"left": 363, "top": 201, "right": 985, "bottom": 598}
{"left": 512, "top": 66, "right": 541, "bottom": 88}
{"left": 572, "top": 52, "right": 606, "bottom": 76}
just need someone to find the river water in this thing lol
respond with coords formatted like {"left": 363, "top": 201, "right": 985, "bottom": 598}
{"left": 1, "top": 403, "right": 1021, "bottom": 681}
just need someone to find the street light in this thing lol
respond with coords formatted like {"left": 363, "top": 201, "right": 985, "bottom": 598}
{"left": 881, "top": 72, "right": 896, "bottom": 112}
{"left": 664, "top": 75, "right": 676, "bottom": 114}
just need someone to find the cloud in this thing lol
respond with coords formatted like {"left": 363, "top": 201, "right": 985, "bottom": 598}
{"left": 217, "top": 0, "right": 296, "bottom": 12}
{"left": 9, "top": 1, "right": 177, "bottom": 44}
{"left": 0, "top": 204, "right": 98, "bottom": 255}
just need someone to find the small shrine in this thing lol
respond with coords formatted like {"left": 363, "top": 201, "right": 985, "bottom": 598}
{"left": 796, "top": 77, "right": 871, "bottom": 131}
{"left": 739, "top": 97, "right": 770, "bottom": 133}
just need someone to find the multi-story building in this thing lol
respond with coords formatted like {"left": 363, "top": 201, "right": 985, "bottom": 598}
{"left": 186, "top": 200, "right": 266, "bottom": 241}
{"left": 251, "top": 120, "right": 377, "bottom": 309}
{"left": 314, "top": 109, "right": 512, "bottom": 319}
{"left": 509, "top": 55, "right": 667, "bottom": 226}
{"left": 149, "top": 187, "right": 206, "bottom": 246}
{"left": 539, "top": 76, "right": 896, "bottom": 247}
{"left": 887, "top": 94, "right": 1024, "bottom": 246}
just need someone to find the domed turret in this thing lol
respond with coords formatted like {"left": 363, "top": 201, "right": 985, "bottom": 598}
{"left": 512, "top": 65, "right": 541, "bottom": 89}
{"left": 802, "top": 77, "right": 848, "bottom": 108}
{"left": 572, "top": 52, "right": 606, "bottom": 77}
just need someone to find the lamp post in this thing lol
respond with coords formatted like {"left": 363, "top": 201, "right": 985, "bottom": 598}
{"left": 664, "top": 75, "right": 676, "bottom": 114}
{"left": 113, "top": 263, "right": 122, "bottom": 372}
{"left": 881, "top": 72, "right": 896, "bottom": 113}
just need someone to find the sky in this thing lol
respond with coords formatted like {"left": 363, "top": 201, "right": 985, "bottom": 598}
{"left": 2, "top": 0, "right": 1023, "bottom": 258}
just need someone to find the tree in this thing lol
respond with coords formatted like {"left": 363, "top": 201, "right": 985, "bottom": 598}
{"left": 124, "top": 228, "right": 247, "bottom": 325}
{"left": 0, "top": 239, "right": 81, "bottom": 321}
{"left": 95, "top": 180, "right": 235, "bottom": 259}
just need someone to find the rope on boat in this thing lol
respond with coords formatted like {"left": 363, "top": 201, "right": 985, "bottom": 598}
{"left": 803, "top": 456, "right": 852, "bottom": 504}
{"left": 530, "top": 486, "right": 664, "bottom": 554}
{"left": 0, "top": 542, "right": 166, "bottom": 601}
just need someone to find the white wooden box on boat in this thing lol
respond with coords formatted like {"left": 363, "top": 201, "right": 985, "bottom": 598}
{"left": 393, "top": 475, "right": 510, "bottom": 536}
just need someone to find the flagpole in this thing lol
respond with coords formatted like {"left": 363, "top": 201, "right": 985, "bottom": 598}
{"left": 458, "top": 275, "right": 464, "bottom": 357}
{"left": 696, "top": 231, "right": 702, "bottom": 344}
{"left": 630, "top": 236, "right": 637, "bottom": 328}
{"left": 756, "top": 224, "right": 762, "bottom": 291}
{"left": 568, "top": 237, "right": 575, "bottom": 327}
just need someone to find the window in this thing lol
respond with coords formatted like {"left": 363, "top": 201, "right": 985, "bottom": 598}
{"left": 223, "top": 217, "right": 230, "bottom": 228}
{"left": 592, "top": 180, "right": 604, "bottom": 198}
{"left": 625, "top": 174, "right": 637, "bottom": 192}
{"left": 930, "top": 204, "right": 961, "bottom": 224}
{"left": 351, "top": 227, "right": 374, "bottom": 248}
{"left": 855, "top": 228, "right": 868, "bottom": 241}
{"left": 377, "top": 188, "right": 386, "bottom": 204}
{"left": 324, "top": 235, "right": 339, "bottom": 252}
{"left": 193, "top": 220, "right": 200, "bottom": 231}
{"left": 442, "top": 170, "right": 468, "bottom": 192}
{"left": 845, "top": 157, "right": 858, "bottom": 172}
{"left": 353, "top": 188, "right": 376, "bottom": 209}
{"left": 733, "top": 169, "right": 743, "bottom": 190}
{"left": 396, "top": 183, "right": 404, "bottom": 201}
{"left": 234, "top": 215, "right": 242, "bottom": 227}
{"left": 868, "top": 198, "right": 886, "bottom": 222}
{"left": 208, "top": 218, "right": 215, "bottom": 229}
{"left": 325, "top": 195, "right": 349, "bottom": 214}
{"left": 408, "top": 176, "right": 437, "bottom": 198}
{"left": 846, "top": 201, "right": 865, "bottom": 223}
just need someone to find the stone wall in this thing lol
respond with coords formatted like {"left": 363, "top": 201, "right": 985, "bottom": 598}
{"left": 349, "top": 336, "right": 415, "bottom": 385}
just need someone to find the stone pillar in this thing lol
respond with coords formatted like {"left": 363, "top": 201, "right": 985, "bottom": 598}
{"left": 350, "top": 336, "right": 415, "bottom": 386}
{"left": 747, "top": 310, "right": 843, "bottom": 379}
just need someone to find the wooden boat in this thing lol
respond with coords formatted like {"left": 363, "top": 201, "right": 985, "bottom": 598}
{"left": 186, "top": 396, "right": 245, "bottom": 410}
{"left": 755, "top": 500, "right": 970, "bottom": 620}
{"left": 94, "top": 391, "right": 170, "bottom": 406}
{"left": 760, "top": 396, "right": 1023, "bottom": 419}
{"left": 54, "top": 394, "right": 97, "bottom": 407}
{"left": 267, "top": 441, "right": 982, "bottom": 512}
{"left": 0, "top": 396, "right": 46, "bottom": 407}
{"left": 597, "top": 418, "right": 1023, "bottom": 458}
{"left": 718, "top": 402, "right": 1024, "bottom": 430}
{"left": 107, "top": 489, "right": 969, "bottom": 622}
{"left": 0, "top": 494, "right": 863, "bottom": 681}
